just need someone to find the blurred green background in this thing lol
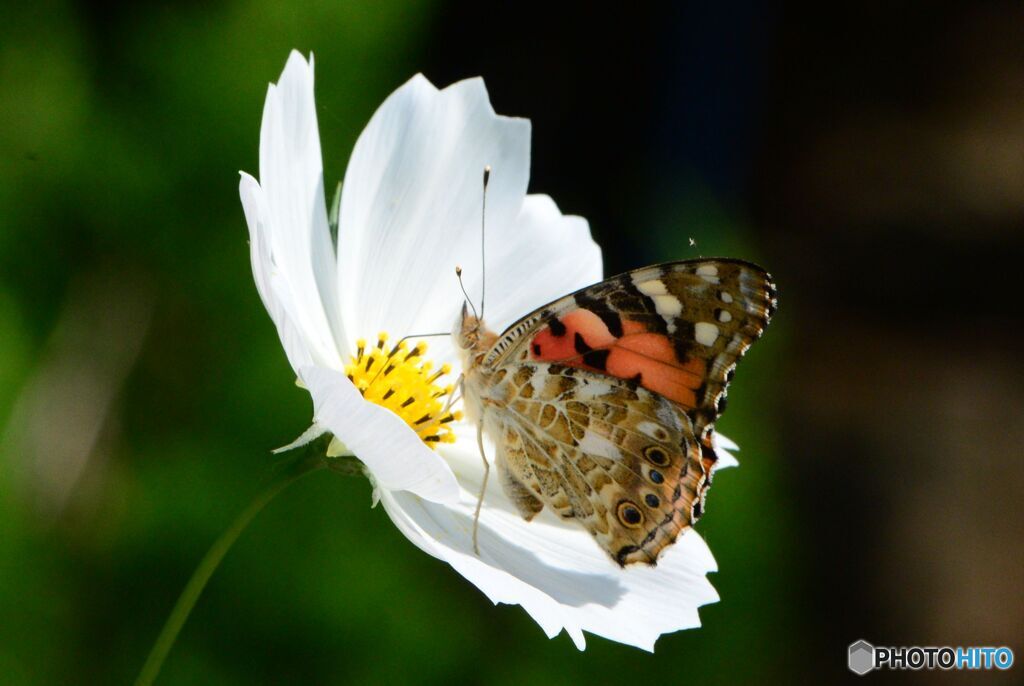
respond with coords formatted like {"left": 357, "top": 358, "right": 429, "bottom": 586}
{"left": 2, "top": 1, "right": 1021, "bottom": 683}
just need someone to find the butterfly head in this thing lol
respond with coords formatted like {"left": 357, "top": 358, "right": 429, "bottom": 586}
{"left": 454, "top": 301, "right": 496, "bottom": 368}
{"left": 455, "top": 301, "right": 482, "bottom": 349}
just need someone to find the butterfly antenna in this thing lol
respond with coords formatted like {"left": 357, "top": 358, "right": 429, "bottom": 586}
{"left": 480, "top": 165, "right": 490, "bottom": 321}
{"left": 455, "top": 265, "right": 479, "bottom": 321}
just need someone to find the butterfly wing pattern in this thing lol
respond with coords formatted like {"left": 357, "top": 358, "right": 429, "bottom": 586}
{"left": 463, "top": 258, "right": 776, "bottom": 566}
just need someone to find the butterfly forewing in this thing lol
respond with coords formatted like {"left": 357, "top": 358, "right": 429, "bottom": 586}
{"left": 488, "top": 259, "right": 775, "bottom": 429}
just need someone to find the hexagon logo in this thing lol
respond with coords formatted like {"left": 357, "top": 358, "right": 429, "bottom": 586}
{"left": 848, "top": 640, "right": 875, "bottom": 675}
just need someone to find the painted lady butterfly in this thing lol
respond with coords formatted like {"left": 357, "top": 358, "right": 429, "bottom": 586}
{"left": 456, "top": 258, "right": 776, "bottom": 566}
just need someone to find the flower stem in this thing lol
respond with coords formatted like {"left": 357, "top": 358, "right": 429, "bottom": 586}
{"left": 134, "top": 448, "right": 349, "bottom": 686}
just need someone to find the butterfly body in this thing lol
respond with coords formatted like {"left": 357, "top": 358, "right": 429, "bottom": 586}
{"left": 457, "top": 258, "right": 776, "bottom": 566}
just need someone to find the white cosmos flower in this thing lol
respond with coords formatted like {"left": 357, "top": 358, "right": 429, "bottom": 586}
{"left": 240, "top": 51, "right": 740, "bottom": 651}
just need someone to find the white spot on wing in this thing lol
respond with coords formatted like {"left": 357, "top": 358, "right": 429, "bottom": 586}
{"left": 653, "top": 294, "right": 682, "bottom": 318}
{"left": 696, "top": 264, "right": 720, "bottom": 284}
{"left": 720, "top": 291, "right": 734, "bottom": 304}
{"left": 717, "top": 309, "right": 733, "bottom": 323}
{"left": 636, "top": 277, "right": 682, "bottom": 332}
{"left": 636, "top": 421, "right": 663, "bottom": 438}
{"left": 572, "top": 378, "right": 614, "bottom": 401}
{"left": 579, "top": 431, "right": 623, "bottom": 460}
{"left": 635, "top": 278, "right": 668, "bottom": 296}
{"left": 694, "top": 322, "right": 719, "bottom": 346}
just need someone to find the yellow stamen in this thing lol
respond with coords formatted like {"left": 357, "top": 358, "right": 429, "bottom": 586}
{"left": 345, "top": 332, "right": 459, "bottom": 448}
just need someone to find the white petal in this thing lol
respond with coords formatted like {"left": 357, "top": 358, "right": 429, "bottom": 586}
{"left": 376, "top": 423, "right": 721, "bottom": 650}
{"left": 474, "top": 193, "right": 603, "bottom": 333}
{"left": 715, "top": 433, "right": 739, "bottom": 452}
{"left": 713, "top": 432, "right": 740, "bottom": 469}
{"left": 377, "top": 488, "right": 585, "bottom": 647}
{"left": 257, "top": 51, "right": 346, "bottom": 364}
{"left": 240, "top": 172, "right": 318, "bottom": 373}
{"left": 300, "top": 365, "right": 459, "bottom": 504}
{"left": 271, "top": 422, "right": 327, "bottom": 454}
{"left": 335, "top": 74, "right": 530, "bottom": 358}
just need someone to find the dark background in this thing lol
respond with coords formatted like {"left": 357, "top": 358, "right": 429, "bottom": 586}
{"left": 1, "top": 1, "right": 1020, "bottom": 683}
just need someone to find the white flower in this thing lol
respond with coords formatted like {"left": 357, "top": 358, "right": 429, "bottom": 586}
{"left": 240, "top": 51, "right": 740, "bottom": 651}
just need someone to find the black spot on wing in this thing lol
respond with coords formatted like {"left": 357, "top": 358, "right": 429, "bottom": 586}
{"left": 673, "top": 322, "right": 696, "bottom": 363}
{"left": 692, "top": 409, "right": 717, "bottom": 432}
{"left": 581, "top": 349, "right": 610, "bottom": 371}
{"left": 674, "top": 340, "right": 694, "bottom": 365}
{"left": 547, "top": 315, "right": 567, "bottom": 337}
{"left": 640, "top": 311, "right": 670, "bottom": 336}
{"left": 573, "top": 332, "right": 592, "bottom": 354}
{"left": 573, "top": 290, "right": 624, "bottom": 338}
{"left": 615, "top": 545, "right": 639, "bottom": 567}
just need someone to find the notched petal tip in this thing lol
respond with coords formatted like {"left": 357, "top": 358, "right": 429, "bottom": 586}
{"left": 390, "top": 72, "right": 530, "bottom": 129}
{"left": 712, "top": 432, "right": 740, "bottom": 470}
{"left": 567, "top": 627, "right": 587, "bottom": 651}
{"left": 442, "top": 75, "right": 531, "bottom": 129}
{"left": 238, "top": 173, "right": 265, "bottom": 237}
{"left": 238, "top": 171, "right": 261, "bottom": 199}
{"left": 281, "top": 49, "right": 314, "bottom": 80}
{"left": 714, "top": 433, "right": 740, "bottom": 451}
{"left": 272, "top": 423, "right": 327, "bottom": 454}
{"left": 403, "top": 72, "right": 434, "bottom": 89}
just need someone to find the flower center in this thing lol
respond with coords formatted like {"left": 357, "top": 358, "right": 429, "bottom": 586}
{"left": 345, "top": 333, "right": 462, "bottom": 447}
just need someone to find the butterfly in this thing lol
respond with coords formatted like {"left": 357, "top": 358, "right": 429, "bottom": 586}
{"left": 456, "top": 258, "right": 776, "bottom": 566}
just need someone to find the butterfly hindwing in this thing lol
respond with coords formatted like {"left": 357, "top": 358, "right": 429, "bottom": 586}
{"left": 485, "top": 362, "right": 706, "bottom": 566}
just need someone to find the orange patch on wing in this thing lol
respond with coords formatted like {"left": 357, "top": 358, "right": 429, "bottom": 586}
{"left": 530, "top": 311, "right": 708, "bottom": 409}
{"left": 529, "top": 310, "right": 614, "bottom": 361}
{"left": 563, "top": 310, "right": 617, "bottom": 346}
{"left": 606, "top": 347, "right": 705, "bottom": 409}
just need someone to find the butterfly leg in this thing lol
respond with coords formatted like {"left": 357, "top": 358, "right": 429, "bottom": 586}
{"left": 472, "top": 414, "right": 489, "bottom": 556}
{"left": 441, "top": 372, "right": 465, "bottom": 416}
